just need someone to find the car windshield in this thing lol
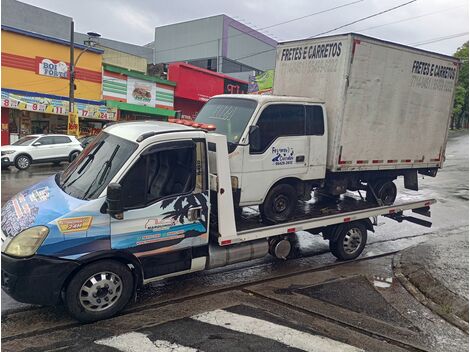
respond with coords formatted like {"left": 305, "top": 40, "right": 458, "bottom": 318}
{"left": 58, "top": 132, "right": 138, "bottom": 200}
{"left": 195, "top": 98, "right": 257, "bottom": 144}
{"left": 11, "top": 136, "right": 37, "bottom": 146}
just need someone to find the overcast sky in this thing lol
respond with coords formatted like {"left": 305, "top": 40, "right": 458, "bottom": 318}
{"left": 19, "top": 0, "right": 469, "bottom": 55}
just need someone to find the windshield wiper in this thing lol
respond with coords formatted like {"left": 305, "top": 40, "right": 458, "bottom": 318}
{"left": 82, "top": 145, "right": 120, "bottom": 200}
{"left": 60, "top": 140, "right": 105, "bottom": 187}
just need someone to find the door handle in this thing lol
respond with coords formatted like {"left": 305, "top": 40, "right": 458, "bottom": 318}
{"left": 187, "top": 206, "right": 202, "bottom": 221}
{"left": 296, "top": 155, "right": 305, "bottom": 162}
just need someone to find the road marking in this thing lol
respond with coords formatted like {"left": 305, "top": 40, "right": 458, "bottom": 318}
{"left": 95, "top": 332, "right": 198, "bottom": 352}
{"left": 192, "top": 309, "right": 363, "bottom": 352}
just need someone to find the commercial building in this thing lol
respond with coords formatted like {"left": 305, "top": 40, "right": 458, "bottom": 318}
{"left": 1, "top": 26, "right": 114, "bottom": 144}
{"left": 103, "top": 64, "right": 176, "bottom": 121}
{"left": 168, "top": 62, "right": 248, "bottom": 119}
{"left": 152, "top": 15, "right": 277, "bottom": 81}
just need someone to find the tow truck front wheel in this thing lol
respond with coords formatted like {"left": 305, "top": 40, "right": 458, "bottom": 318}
{"left": 65, "top": 260, "right": 134, "bottom": 322}
{"left": 329, "top": 222, "right": 367, "bottom": 261}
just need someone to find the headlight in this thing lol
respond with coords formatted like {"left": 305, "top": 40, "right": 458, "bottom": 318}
{"left": 3, "top": 226, "right": 49, "bottom": 257}
{"left": 2, "top": 150, "right": 15, "bottom": 155}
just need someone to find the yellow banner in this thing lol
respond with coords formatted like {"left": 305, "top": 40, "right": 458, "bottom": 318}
{"left": 67, "top": 112, "right": 79, "bottom": 136}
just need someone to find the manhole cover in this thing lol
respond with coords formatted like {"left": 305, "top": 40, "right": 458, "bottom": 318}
{"left": 298, "top": 275, "right": 412, "bottom": 328}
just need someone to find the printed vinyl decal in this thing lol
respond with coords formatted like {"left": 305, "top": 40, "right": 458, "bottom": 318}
{"left": 112, "top": 192, "right": 208, "bottom": 253}
{"left": 272, "top": 146, "right": 294, "bottom": 166}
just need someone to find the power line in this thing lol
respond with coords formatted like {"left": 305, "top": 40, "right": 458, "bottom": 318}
{"left": 234, "top": 0, "right": 418, "bottom": 61}
{"left": 154, "top": 0, "right": 365, "bottom": 54}
{"left": 308, "top": 0, "right": 417, "bottom": 38}
{"left": 354, "top": 3, "right": 467, "bottom": 32}
{"left": 409, "top": 32, "right": 469, "bottom": 46}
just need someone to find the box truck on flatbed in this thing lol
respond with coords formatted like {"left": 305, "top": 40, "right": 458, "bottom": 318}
{"left": 195, "top": 33, "right": 458, "bottom": 223}
{"left": 1, "top": 121, "right": 435, "bottom": 322}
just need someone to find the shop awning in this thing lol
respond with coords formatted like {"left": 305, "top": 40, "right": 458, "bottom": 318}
{"left": 105, "top": 100, "right": 176, "bottom": 118}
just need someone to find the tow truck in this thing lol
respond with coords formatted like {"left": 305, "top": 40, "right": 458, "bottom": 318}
{"left": 1, "top": 121, "right": 435, "bottom": 322}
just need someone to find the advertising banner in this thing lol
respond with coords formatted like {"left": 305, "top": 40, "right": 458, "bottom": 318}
{"left": 249, "top": 70, "right": 274, "bottom": 94}
{"left": 1, "top": 91, "right": 117, "bottom": 121}
{"left": 127, "top": 77, "right": 156, "bottom": 106}
{"left": 67, "top": 112, "right": 79, "bottom": 136}
{"left": 36, "top": 57, "right": 68, "bottom": 79}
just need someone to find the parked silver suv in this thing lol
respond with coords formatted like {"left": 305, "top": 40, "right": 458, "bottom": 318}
{"left": 1, "top": 134, "right": 83, "bottom": 170}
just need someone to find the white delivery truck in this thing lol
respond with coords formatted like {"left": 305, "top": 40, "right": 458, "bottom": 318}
{"left": 1, "top": 121, "right": 435, "bottom": 322}
{"left": 195, "top": 33, "right": 459, "bottom": 223}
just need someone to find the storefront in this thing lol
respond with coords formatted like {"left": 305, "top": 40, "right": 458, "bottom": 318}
{"left": 103, "top": 64, "right": 176, "bottom": 121}
{"left": 1, "top": 26, "right": 114, "bottom": 145}
{"left": 167, "top": 63, "right": 248, "bottom": 119}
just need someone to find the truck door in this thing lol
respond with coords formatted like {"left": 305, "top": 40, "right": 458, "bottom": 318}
{"left": 110, "top": 139, "right": 209, "bottom": 281}
{"left": 240, "top": 104, "right": 309, "bottom": 205}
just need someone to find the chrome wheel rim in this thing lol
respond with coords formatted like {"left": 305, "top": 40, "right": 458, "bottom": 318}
{"left": 343, "top": 228, "right": 362, "bottom": 254}
{"left": 17, "top": 157, "right": 29, "bottom": 169}
{"left": 79, "top": 271, "right": 123, "bottom": 312}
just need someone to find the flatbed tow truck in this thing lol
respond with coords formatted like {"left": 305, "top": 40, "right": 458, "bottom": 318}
{"left": 1, "top": 122, "right": 435, "bottom": 322}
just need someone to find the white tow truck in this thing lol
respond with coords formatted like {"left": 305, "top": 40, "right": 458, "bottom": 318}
{"left": 1, "top": 121, "right": 435, "bottom": 322}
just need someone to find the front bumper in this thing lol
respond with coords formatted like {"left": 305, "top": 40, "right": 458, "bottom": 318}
{"left": 1, "top": 157, "right": 12, "bottom": 167}
{"left": 1, "top": 253, "right": 80, "bottom": 306}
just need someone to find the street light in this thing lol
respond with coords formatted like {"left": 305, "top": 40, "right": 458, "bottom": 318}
{"left": 68, "top": 22, "right": 101, "bottom": 135}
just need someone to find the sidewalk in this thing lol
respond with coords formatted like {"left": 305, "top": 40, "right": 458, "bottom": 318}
{"left": 394, "top": 228, "right": 469, "bottom": 332}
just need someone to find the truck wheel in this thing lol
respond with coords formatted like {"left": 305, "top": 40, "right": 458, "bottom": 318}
{"left": 15, "top": 155, "right": 31, "bottom": 170}
{"left": 367, "top": 179, "right": 397, "bottom": 205}
{"left": 330, "top": 222, "right": 367, "bottom": 261}
{"left": 65, "top": 260, "right": 134, "bottom": 322}
{"left": 260, "top": 184, "right": 297, "bottom": 224}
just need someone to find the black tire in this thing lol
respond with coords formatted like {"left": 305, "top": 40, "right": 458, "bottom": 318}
{"left": 330, "top": 222, "right": 367, "bottom": 261}
{"left": 15, "top": 155, "right": 31, "bottom": 170}
{"left": 69, "top": 150, "right": 80, "bottom": 162}
{"left": 367, "top": 179, "right": 397, "bottom": 205}
{"left": 260, "top": 183, "right": 298, "bottom": 224}
{"left": 65, "top": 260, "right": 134, "bottom": 323}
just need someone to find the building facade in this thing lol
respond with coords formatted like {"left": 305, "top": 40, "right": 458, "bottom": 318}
{"left": 1, "top": 26, "right": 115, "bottom": 144}
{"left": 168, "top": 62, "right": 248, "bottom": 119}
{"left": 103, "top": 64, "right": 175, "bottom": 121}
{"left": 153, "top": 15, "right": 277, "bottom": 80}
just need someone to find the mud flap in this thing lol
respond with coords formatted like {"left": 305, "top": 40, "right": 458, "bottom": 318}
{"left": 404, "top": 170, "right": 418, "bottom": 191}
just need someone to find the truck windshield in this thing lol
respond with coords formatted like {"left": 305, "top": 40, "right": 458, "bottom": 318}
{"left": 195, "top": 98, "right": 257, "bottom": 145}
{"left": 57, "top": 132, "right": 138, "bottom": 200}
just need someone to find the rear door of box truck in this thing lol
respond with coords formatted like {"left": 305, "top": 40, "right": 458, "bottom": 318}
{"left": 274, "top": 34, "right": 459, "bottom": 173}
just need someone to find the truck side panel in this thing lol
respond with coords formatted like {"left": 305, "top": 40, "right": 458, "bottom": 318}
{"left": 337, "top": 37, "right": 458, "bottom": 171}
{"left": 273, "top": 34, "right": 458, "bottom": 173}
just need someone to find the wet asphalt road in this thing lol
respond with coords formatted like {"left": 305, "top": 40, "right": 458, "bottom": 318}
{"left": 1, "top": 131, "right": 468, "bottom": 351}
{"left": 1, "top": 130, "right": 468, "bottom": 314}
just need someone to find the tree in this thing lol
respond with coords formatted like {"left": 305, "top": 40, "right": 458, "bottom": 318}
{"left": 452, "top": 42, "right": 469, "bottom": 129}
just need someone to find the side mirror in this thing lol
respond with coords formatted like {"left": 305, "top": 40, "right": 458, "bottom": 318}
{"left": 249, "top": 125, "right": 261, "bottom": 152}
{"left": 106, "top": 183, "right": 123, "bottom": 220}
{"left": 32, "top": 142, "right": 41, "bottom": 146}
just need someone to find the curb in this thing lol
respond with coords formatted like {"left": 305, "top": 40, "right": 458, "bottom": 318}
{"left": 393, "top": 253, "right": 469, "bottom": 333}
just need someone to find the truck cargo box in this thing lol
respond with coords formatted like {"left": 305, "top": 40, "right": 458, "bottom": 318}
{"left": 273, "top": 33, "right": 459, "bottom": 173}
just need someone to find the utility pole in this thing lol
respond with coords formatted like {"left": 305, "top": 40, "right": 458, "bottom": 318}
{"left": 69, "top": 21, "right": 75, "bottom": 115}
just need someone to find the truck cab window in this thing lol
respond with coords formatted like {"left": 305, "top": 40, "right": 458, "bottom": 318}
{"left": 306, "top": 105, "right": 324, "bottom": 135}
{"left": 121, "top": 144, "right": 197, "bottom": 209}
{"left": 252, "top": 104, "right": 305, "bottom": 153}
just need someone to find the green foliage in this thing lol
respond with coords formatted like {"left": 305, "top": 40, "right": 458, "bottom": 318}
{"left": 452, "top": 42, "right": 469, "bottom": 129}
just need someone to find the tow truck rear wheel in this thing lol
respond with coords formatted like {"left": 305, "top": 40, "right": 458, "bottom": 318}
{"left": 260, "top": 183, "right": 297, "bottom": 224}
{"left": 65, "top": 260, "right": 134, "bottom": 322}
{"left": 329, "top": 222, "right": 367, "bottom": 261}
